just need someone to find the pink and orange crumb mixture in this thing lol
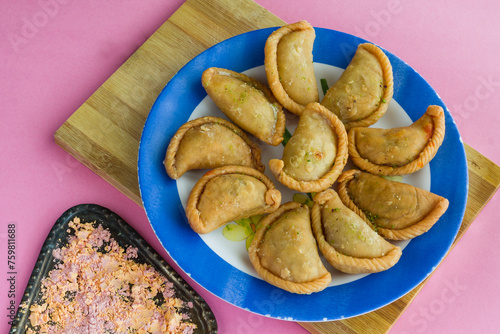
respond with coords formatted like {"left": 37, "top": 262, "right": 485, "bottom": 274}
{"left": 25, "top": 217, "right": 196, "bottom": 334}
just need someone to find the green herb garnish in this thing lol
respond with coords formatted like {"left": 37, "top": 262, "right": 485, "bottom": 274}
{"left": 282, "top": 127, "right": 292, "bottom": 146}
{"left": 320, "top": 78, "right": 329, "bottom": 96}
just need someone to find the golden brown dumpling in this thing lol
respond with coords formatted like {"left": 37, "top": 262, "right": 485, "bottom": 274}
{"left": 265, "top": 21, "right": 319, "bottom": 115}
{"left": 321, "top": 43, "right": 393, "bottom": 129}
{"left": 185, "top": 166, "right": 281, "bottom": 234}
{"left": 248, "top": 202, "right": 331, "bottom": 294}
{"left": 337, "top": 170, "right": 449, "bottom": 240}
{"left": 202, "top": 67, "right": 286, "bottom": 146}
{"left": 164, "top": 116, "right": 264, "bottom": 179}
{"left": 311, "top": 189, "right": 402, "bottom": 274}
{"left": 348, "top": 105, "right": 446, "bottom": 175}
{"left": 269, "top": 102, "right": 348, "bottom": 193}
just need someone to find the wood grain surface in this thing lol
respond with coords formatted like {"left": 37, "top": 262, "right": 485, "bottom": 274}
{"left": 54, "top": 0, "right": 500, "bottom": 332}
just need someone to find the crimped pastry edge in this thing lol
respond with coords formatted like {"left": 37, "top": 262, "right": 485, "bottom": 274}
{"left": 264, "top": 20, "right": 318, "bottom": 116}
{"left": 348, "top": 105, "right": 446, "bottom": 176}
{"left": 341, "top": 43, "right": 394, "bottom": 130}
{"left": 185, "top": 165, "right": 281, "bottom": 234}
{"left": 311, "top": 189, "right": 402, "bottom": 274}
{"left": 202, "top": 67, "right": 286, "bottom": 146}
{"left": 269, "top": 102, "right": 348, "bottom": 193}
{"left": 164, "top": 116, "right": 264, "bottom": 179}
{"left": 248, "top": 201, "right": 332, "bottom": 294}
{"left": 337, "top": 169, "right": 449, "bottom": 240}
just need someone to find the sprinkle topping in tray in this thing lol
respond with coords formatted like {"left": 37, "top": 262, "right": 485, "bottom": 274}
{"left": 24, "top": 217, "right": 197, "bottom": 334}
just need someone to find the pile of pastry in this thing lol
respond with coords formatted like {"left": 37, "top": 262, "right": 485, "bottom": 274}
{"left": 164, "top": 21, "right": 448, "bottom": 294}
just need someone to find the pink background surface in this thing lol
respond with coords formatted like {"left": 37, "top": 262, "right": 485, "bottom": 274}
{"left": 1, "top": 0, "right": 499, "bottom": 333}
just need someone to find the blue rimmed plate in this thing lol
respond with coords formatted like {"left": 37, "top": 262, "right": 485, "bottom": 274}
{"left": 138, "top": 27, "right": 468, "bottom": 322}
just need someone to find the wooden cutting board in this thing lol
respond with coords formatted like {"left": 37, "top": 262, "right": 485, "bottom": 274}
{"left": 54, "top": 0, "right": 500, "bottom": 332}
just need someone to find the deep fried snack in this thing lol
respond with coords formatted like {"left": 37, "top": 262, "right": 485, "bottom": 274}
{"left": 248, "top": 202, "right": 331, "bottom": 294}
{"left": 348, "top": 105, "right": 445, "bottom": 175}
{"left": 202, "top": 67, "right": 286, "bottom": 146}
{"left": 164, "top": 116, "right": 264, "bottom": 179}
{"left": 338, "top": 170, "right": 449, "bottom": 240}
{"left": 321, "top": 43, "right": 393, "bottom": 129}
{"left": 269, "top": 102, "right": 348, "bottom": 193}
{"left": 186, "top": 166, "right": 281, "bottom": 234}
{"left": 265, "top": 21, "right": 319, "bottom": 115}
{"left": 311, "top": 189, "right": 401, "bottom": 274}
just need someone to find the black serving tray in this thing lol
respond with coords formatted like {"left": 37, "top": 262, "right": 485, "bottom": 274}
{"left": 9, "top": 204, "right": 217, "bottom": 333}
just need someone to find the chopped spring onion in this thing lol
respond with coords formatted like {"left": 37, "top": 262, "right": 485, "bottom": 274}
{"left": 282, "top": 127, "right": 292, "bottom": 146}
{"left": 320, "top": 78, "right": 329, "bottom": 96}
{"left": 293, "top": 193, "right": 314, "bottom": 208}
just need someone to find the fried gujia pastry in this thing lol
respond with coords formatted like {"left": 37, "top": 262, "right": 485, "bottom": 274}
{"left": 248, "top": 202, "right": 331, "bottom": 294}
{"left": 185, "top": 166, "right": 281, "bottom": 234}
{"left": 311, "top": 189, "right": 402, "bottom": 274}
{"left": 321, "top": 43, "right": 393, "bottom": 129}
{"left": 348, "top": 105, "right": 446, "bottom": 175}
{"left": 269, "top": 102, "right": 348, "bottom": 193}
{"left": 202, "top": 67, "right": 286, "bottom": 146}
{"left": 164, "top": 116, "right": 264, "bottom": 179}
{"left": 265, "top": 21, "right": 319, "bottom": 115}
{"left": 338, "top": 170, "right": 449, "bottom": 240}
